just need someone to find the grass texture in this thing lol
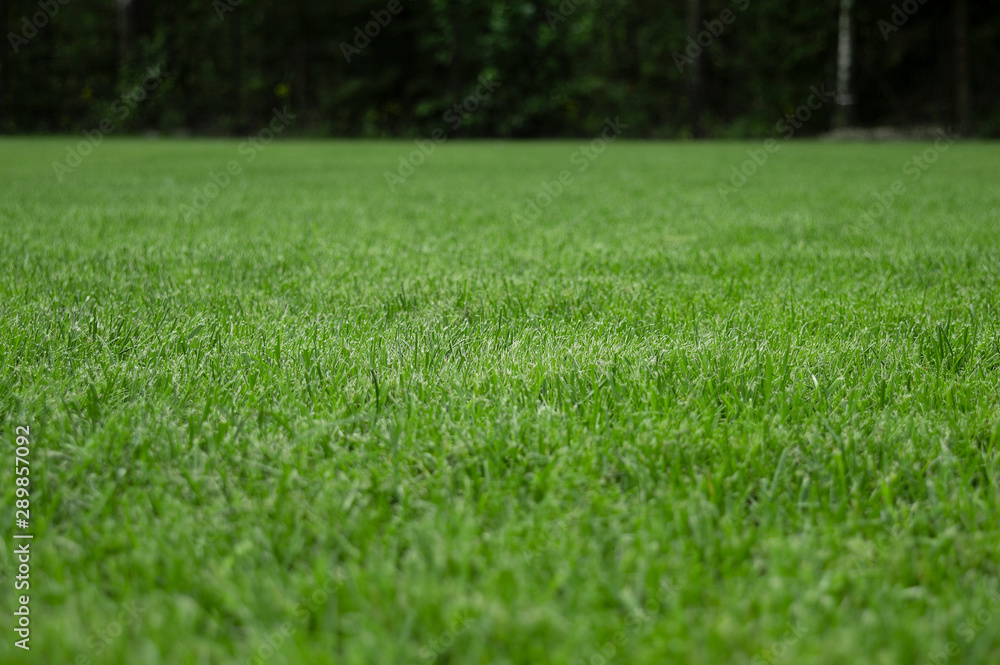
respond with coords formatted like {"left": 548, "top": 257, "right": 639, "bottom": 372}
{"left": 2, "top": 137, "right": 1000, "bottom": 664}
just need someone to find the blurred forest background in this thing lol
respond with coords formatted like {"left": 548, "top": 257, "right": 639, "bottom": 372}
{"left": 1, "top": 0, "right": 997, "bottom": 138}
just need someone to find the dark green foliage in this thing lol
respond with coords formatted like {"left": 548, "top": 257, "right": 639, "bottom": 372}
{"left": 1, "top": 0, "right": 997, "bottom": 136}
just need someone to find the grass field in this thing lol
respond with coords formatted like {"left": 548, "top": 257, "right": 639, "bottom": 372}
{"left": 2, "top": 137, "right": 1000, "bottom": 665}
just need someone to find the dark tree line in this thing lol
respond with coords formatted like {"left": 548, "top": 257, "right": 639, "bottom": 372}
{"left": 1, "top": 0, "right": 997, "bottom": 137}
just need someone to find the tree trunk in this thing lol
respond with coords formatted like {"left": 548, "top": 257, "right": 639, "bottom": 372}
{"left": 450, "top": 0, "right": 464, "bottom": 134}
{"left": 835, "top": 0, "right": 854, "bottom": 127}
{"left": 954, "top": 0, "right": 971, "bottom": 135}
{"left": 687, "top": 0, "right": 704, "bottom": 138}
{"left": 0, "top": 0, "right": 7, "bottom": 130}
{"left": 116, "top": 0, "right": 133, "bottom": 80}
{"left": 231, "top": 5, "right": 243, "bottom": 131}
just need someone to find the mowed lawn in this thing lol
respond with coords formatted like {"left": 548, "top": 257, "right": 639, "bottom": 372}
{"left": 2, "top": 137, "right": 1000, "bottom": 665}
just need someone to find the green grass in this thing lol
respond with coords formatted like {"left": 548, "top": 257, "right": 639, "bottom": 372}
{"left": 2, "top": 137, "right": 1000, "bottom": 665}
